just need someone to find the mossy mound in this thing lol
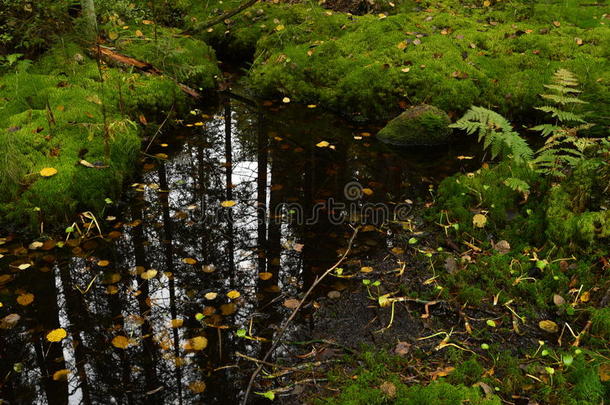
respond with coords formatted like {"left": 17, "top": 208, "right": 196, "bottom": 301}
{"left": 377, "top": 104, "right": 451, "bottom": 146}
{"left": 188, "top": 1, "right": 609, "bottom": 123}
{"left": 0, "top": 43, "right": 189, "bottom": 229}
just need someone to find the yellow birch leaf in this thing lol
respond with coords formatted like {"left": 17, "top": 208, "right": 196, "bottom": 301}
{"left": 40, "top": 168, "right": 58, "bottom": 177}
{"left": 46, "top": 328, "right": 67, "bottom": 342}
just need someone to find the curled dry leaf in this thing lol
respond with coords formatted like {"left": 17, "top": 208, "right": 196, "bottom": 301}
{"left": 0, "top": 313, "right": 20, "bottom": 329}
{"left": 52, "top": 369, "right": 70, "bottom": 381}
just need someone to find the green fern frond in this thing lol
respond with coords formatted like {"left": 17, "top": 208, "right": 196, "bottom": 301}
{"left": 535, "top": 106, "right": 586, "bottom": 123}
{"left": 540, "top": 94, "right": 588, "bottom": 105}
{"left": 542, "top": 84, "right": 581, "bottom": 94}
{"left": 449, "top": 106, "right": 533, "bottom": 162}
{"left": 504, "top": 177, "right": 530, "bottom": 194}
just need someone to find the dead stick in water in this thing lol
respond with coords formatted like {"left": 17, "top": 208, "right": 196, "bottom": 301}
{"left": 241, "top": 225, "right": 360, "bottom": 404}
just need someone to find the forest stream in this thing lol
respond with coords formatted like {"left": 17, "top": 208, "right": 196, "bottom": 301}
{"left": 0, "top": 94, "right": 480, "bottom": 404}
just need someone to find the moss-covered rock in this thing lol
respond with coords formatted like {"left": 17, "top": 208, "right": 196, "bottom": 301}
{"left": 377, "top": 104, "right": 451, "bottom": 146}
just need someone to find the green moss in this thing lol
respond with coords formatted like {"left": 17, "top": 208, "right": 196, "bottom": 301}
{"left": 0, "top": 42, "right": 187, "bottom": 229}
{"left": 591, "top": 308, "right": 610, "bottom": 339}
{"left": 377, "top": 104, "right": 451, "bottom": 146}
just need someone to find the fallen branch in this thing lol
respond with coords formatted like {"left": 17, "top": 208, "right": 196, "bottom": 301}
{"left": 197, "top": 0, "right": 260, "bottom": 32}
{"left": 91, "top": 46, "right": 201, "bottom": 98}
{"left": 241, "top": 226, "right": 360, "bottom": 405}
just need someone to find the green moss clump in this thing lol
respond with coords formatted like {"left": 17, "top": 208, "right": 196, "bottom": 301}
{"left": 0, "top": 43, "right": 188, "bottom": 229}
{"left": 591, "top": 308, "right": 610, "bottom": 339}
{"left": 377, "top": 104, "right": 451, "bottom": 146}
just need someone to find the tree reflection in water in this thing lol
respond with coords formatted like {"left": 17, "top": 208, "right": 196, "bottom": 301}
{"left": 0, "top": 97, "right": 477, "bottom": 404}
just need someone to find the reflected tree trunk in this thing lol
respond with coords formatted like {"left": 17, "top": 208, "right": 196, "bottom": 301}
{"left": 224, "top": 98, "right": 236, "bottom": 281}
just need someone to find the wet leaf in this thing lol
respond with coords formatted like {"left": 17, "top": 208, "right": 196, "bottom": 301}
{"left": 16, "top": 293, "right": 34, "bottom": 306}
{"left": 202, "top": 264, "right": 216, "bottom": 273}
{"left": 580, "top": 291, "right": 590, "bottom": 302}
{"left": 184, "top": 336, "right": 208, "bottom": 351}
{"left": 259, "top": 272, "right": 273, "bottom": 280}
{"left": 204, "top": 292, "right": 218, "bottom": 300}
{"left": 46, "top": 328, "right": 67, "bottom": 342}
{"left": 539, "top": 320, "right": 559, "bottom": 333}
{"left": 171, "top": 319, "right": 184, "bottom": 328}
{"left": 140, "top": 269, "right": 158, "bottom": 280}
{"left": 394, "top": 341, "right": 411, "bottom": 356}
{"left": 362, "top": 188, "right": 374, "bottom": 196}
{"left": 52, "top": 369, "right": 70, "bottom": 381}
{"left": 188, "top": 380, "right": 206, "bottom": 393}
{"left": 316, "top": 141, "right": 330, "bottom": 148}
{"left": 220, "top": 200, "right": 237, "bottom": 208}
{"left": 182, "top": 257, "right": 197, "bottom": 265}
{"left": 220, "top": 303, "right": 237, "bottom": 315}
{"left": 227, "top": 290, "right": 241, "bottom": 299}
{"left": 97, "top": 260, "right": 110, "bottom": 267}
{"left": 275, "top": 24, "right": 285, "bottom": 31}
{"left": 282, "top": 97, "right": 290, "bottom": 103}
{"left": 327, "top": 290, "right": 341, "bottom": 299}
{"left": 135, "top": 29, "right": 144, "bottom": 37}
{"left": 473, "top": 214, "right": 487, "bottom": 228}
{"left": 112, "top": 335, "right": 130, "bottom": 349}
{"left": 40, "top": 168, "right": 58, "bottom": 177}
{"left": 29, "top": 241, "right": 43, "bottom": 250}
{"left": 360, "top": 266, "right": 374, "bottom": 273}
{"left": 0, "top": 313, "right": 20, "bottom": 329}
{"left": 283, "top": 298, "right": 300, "bottom": 309}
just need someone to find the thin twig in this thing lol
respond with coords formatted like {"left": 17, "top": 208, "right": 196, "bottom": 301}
{"left": 241, "top": 226, "right": 360, "bottom": 404}
{"left": 144, "top": 104, "right": 174, "bottom": 153}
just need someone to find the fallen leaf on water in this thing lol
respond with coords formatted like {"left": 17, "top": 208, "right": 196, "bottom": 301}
{"left": 17, "top": 263, "right": 31, "bottom": 270}
{"left": 282, "top": 97, "right": 290, "bottom": 103}
{"left": 204, "top": 292, "right": 218, "bottom": 300}
{"left": 182, "top": 258, "right": 197, "bottom": 265}
{"left": 52, "top": 369, "right": 70, "bottom": 381}
{"left": 360, "top": 266, "right": 374, "bottom": 273}
{"left": 316, "top": 141, "right": 330, "bottom": 148}
{"left": 202, "top": 264, "right": 216, "bottom": 273}
{"left": 539, "top": 320, "right": 559, "bottom": 333}
{"left": 0, "top": 314, "right": 20, "bottom": 329}
{"left": 188, "top": 380, "right": 206, "bottom": 393}
{"left": 362, "top": 188, "right": 374, "bottom": 196}
{"left": 227, "top": 290, "right": 241, "bottom": 299}
{"left": 16, "top": 293, "right": 34, "bottom": 306}
{"left": 140, "top": 269, "right": 158, "bottom": 280}
{"left": 184, "top": 336, "right": 208, "bottom": 351}
{"left": 259, "top": 272, "right": 273, "bottom": 280}
{"left": 327, "top": 290, "right": 341, "bottom": 299}
{"left": 112, "top": 335, "right": 130, "bottom": 349}
{"left": 40, "top": 168, "right": 58, "bottom": 177}
{"left": 29, "top": 241, "right": 43, "bottom": 250}
{"left": 46, "top": 328, "right": 67, "bottom": 342}
{"left": 97, "top": 260, "right": 110, "bottom": 267}
{"left": 283, "top": 298, "right": 300, "bottom": 309}
{"left": 220, "top": 200, "right": 237, "bottom": 208}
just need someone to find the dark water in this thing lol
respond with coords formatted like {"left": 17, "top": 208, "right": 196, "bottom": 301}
{"left": 0, "top": 96, "right": 479, "bottom": 404}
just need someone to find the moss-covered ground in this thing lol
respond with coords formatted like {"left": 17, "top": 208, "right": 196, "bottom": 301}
{"left": 0, "top": 13, "right": 220, "bottom": 230}
{"left": 183, "top": 0, "right": 610, "bottom": 125}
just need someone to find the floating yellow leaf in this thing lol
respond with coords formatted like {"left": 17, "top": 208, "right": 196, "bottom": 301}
{"left": 539, "top": 320, "right": 559, "bottom": 333}
{"left": 1, "top": 313, "right": 20, "bottom": 329}
{"left": 316, "top": 141, "right": 330, "bottom": 148}
{"left": 171, "top": 319, "right": 184, "bottom": 328}
{"left": 362, "top": 188, "right": 374, "bottom": 196}
{"left": 16, "top": 293, "right": 34, "bottom": 306}
{"left": 40, "top": 168, "right": 58, "bottom": 177}
{"left": 220, "top": 200, "right": 237, "bottom": 208}
{"left": 189, "top": 380, "right": 206, "bottom": 393}
{"left": 307, "top": 104, "right": 317, "bottom": 108}
{"left": 473, "top": 213, "right": 487, "bottom": 228}
{"left": 202, "top": 264, "right": 216, "bottom": 273}
{"left": 227, "top": 290, "right": 241, "bottom": 299}
{"left": 17, "top": 263, "right": 32, "bottom": 270}
{"left": 259, "top": 272, "right": 273, "bottom": 280}
{"left": 140, "top": 269, "right": 158, "bottom": 280}
{"left": 52, "top": 369, "right": 70, "bottom": 381}
{"left": 360, "top": 266, "right": 374, "bottom": 273}
{"left": 182, "top": 258, "right": 197, "bottom": 265}
{"left": 97, "top": 260, "right": 110, "bottom": 267}
{"left": 46, "top": 328, "right": 67, "bottom": 342}
{"left": 184, "top": 336, "right": 208, "bottom": 351}
{"left": 220, "top": 303, "right": 237, "bottom": 315}
{"left": 204, "top": 292, "right": 218, "bottom": 300}
{"left": 282, "top": 97, "right": 290, "bottom": 103}
{"left": 283, "top": 298, "right": 300, "bottom": 309}
{"left": 112, "top": 335, "right": 130, "bottom": 349}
